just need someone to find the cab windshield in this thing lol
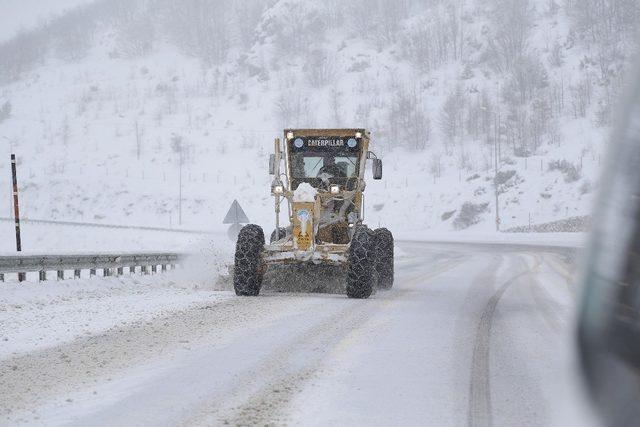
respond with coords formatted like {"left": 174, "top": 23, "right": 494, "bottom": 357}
{"left": 287, "top": 135, "right": 362, "bottom": 190}
{"left": 293, "top": 154, "right": 359, "bottom": 179}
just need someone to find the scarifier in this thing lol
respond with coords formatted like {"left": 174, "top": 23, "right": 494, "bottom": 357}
{"left": 233, "top": 129, "right": 394, "bottom": 299}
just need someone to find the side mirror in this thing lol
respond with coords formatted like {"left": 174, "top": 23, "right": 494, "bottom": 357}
{"left": 372, "top": 159, "right": 382, "bottom": 180}
{"left": 269, "top": 154, "right": 276, "bottom": 175}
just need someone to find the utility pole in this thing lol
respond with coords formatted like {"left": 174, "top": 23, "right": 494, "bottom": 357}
{"left": 171, "top": 133, "right": 184, "bottom": 226}
{"left": 494, "top": 81, "right": 501, "bottom": 232}
{"left": 179, "top": 147, "right": 183, "bottom": 226}
{"left": 494, "top": 114, "right": 501, "bottom": 232}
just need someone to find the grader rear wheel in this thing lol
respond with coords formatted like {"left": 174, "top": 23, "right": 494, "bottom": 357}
{"left": 374, "top": 228, "right": 394, "bottom": 289}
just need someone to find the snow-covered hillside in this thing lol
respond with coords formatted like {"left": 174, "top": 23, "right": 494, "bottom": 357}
{"left": 0, "top": 0, "right": 637, "bottom": 251}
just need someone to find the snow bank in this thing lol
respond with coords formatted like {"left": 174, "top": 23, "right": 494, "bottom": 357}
{"left": 0, "top": 232, "right": 235, "bottom": 359}
{"left": 394, "top": 230, "right": 587, "bottom": 249}
{"left": 0, "top": 268, "right": 233, "bottom": 360}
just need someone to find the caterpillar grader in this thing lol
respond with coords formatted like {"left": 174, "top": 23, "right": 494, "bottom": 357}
{"left": 233, "top": 129, "right": 394, "bottom": 299}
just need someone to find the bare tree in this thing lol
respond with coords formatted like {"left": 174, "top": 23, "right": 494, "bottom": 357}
{"left": 485, "top": 0, "right": 532, "bottom": 72}
{"left": 439, "top": 85, "right": 465, "bottom": 154}
{"left": 304, "top": 49, "right": 337, "bottom": 88}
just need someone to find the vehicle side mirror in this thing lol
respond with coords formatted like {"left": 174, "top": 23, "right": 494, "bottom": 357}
{"left": 372, "top": 159, "right": 382, "bottom": 180}
{"left": 269, "top": 154, "right": 276, "bottom": 175}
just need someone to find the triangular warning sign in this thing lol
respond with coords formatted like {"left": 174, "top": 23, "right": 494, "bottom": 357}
{"left": 223, "top": 199, "right": 250, "bottom": 224}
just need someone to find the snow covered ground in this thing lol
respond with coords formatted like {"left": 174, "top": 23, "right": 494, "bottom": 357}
{"left": 0, "top": 241, "right": 596, "bottom": 426}
{"left": 0, "top": 241, "right": 233, "bottom": 358}
{"left": 0, "top": 0, "right": 619, "bottom": 248}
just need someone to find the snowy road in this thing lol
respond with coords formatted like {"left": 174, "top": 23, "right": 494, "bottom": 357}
{"left": 0, "top": 241, "right": 593, "bottom": 426}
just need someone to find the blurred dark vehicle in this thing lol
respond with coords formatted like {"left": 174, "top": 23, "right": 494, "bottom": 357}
{"left": 578, "top": 61, "right": 640, "bottom": 426}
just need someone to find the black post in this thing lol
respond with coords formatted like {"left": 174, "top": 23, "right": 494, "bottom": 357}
{"left": 11, "top": 155, "right": 21, "bottom": 251}
{"left": 11, "top": 154, "right": 25, "bottom": 282}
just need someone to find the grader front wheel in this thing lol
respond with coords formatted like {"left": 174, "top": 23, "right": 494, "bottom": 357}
{"left": 346, "top": 226, "right": 375, "bottom": 299}
{"left": 234, "top": 224, "right": 265, "bottom": 296}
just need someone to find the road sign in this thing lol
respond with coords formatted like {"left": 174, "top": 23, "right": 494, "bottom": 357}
{"left": 227, "top": 223, "right": 243, "bottom": 241}
{"left": 224, "top": 200, "right": 249, "bottom": 241}
{"left": 223, "top": 200, "right": 249, "bottom": 224}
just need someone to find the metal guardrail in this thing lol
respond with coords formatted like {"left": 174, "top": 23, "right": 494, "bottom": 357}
{"left": 0, "top": 253, "right": 182, "bottom": 282}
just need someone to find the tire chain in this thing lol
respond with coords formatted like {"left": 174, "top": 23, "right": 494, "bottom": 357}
{"left": 346, "top": 226, "right": 375, "bottom": 299}
{"left": 374, "top": 227, "right": 394, "bottom": 289}
{"left": 234, "top": 224, "right": 265, "bottom": 296}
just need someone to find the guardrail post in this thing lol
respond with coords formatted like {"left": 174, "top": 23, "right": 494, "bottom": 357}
{"left": 151, "top": 265, "right": 157, "bottom": 274}
{"left": 0, "top": 273, "right": 3, "bottom": 282}
{"left": 90, "top": 268, "right": 96, "bottom": 277}
{"left": 130, "top": 265, "right": 136, "bottom": 275}
{"left": 18, "top": 272, "right": 25, "bottom": 282}
{"left": 39, "top": 271, "right": 46, "bottom": 281}
{"left": 143, "top": 265, "right": 149, "bottom": 275}
{"left": 57, "top": 270, "right": 64, "bottom": 281}
{"left": 74, "top": 269, "right": 81, "bottom": 279}
{"left": 117, "top": 267, "right": 123, "bottom": 276}
{"left": 161, "top": 264, "right": 167, "bottom": 272}
{"left": 103, "top": 268, "right": 110, "bottom": 277}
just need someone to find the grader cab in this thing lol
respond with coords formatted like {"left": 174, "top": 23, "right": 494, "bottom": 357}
{"left": 233, "top": 129, "right": 394, "bottom": 299}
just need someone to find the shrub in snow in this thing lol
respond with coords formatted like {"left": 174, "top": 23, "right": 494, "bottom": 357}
{"left": 441, "top": 210, "right": 456, "bottom": 221}
{"left": 579, "top": 180, "right": 593, "bottom": 195}
{"left": 494, "top": 170, "right": 516, "bottom": 186}
{"left": 460, "top": 63, "right": 474, "bottom": 80}
{"left": 474, "top": 187, "right": 486, "bottom": 196}
{"left": 548, "top": 160, "right": 581, "bottom": 183}
{"left": 0, "top": 101, "right": 11, "bottom": 123}
{"left": 348, "top": 61, "right": 371, "bottom": 73}
{"left": 453, "top": 202, "right": 489, "bottom": 230}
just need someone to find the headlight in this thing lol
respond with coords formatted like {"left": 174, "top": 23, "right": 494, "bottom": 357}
{"left": 273, "top": 185, "right": 284, "bottom": 195}
{"left": 286, "top": 131, "right": 294, "bottom": 140}
{"left": 355, "top": 132, "right": 362, "bottom": 139}
{"left": 330, "top": 184, "right": 340, "bottom": 194}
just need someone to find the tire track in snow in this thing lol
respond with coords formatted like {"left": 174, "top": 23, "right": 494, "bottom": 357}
{"left": 467, "top": 254, "right": 542, "bottom": 427}
{"left": 528, "top": 255, "right": 571, "bottom": 334}
{"left": 214, "top": 260, "right": 469, "bottom": 426}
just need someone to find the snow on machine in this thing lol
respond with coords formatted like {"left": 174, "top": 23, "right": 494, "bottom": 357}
{"left": 233, "top": 129, "right": 394, "bottom": 298}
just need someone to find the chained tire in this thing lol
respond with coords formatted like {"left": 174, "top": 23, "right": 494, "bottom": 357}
{"left": 234, "top": 224, "right": 265, "bottom": 296}
{"left": 270, "top": 227, "right": 288, "bottom": 243}
{"left": 373, "top": 228, "right": 394, "bottom": 289}
{"left": 346, "top": 226, "right": 375, "bottom": 299}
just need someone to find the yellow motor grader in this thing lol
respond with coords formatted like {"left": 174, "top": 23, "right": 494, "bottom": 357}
{"left": 233, "top": 129, "right": 393, "bottom": 299}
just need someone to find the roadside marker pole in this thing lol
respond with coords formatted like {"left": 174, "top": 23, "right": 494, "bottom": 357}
{"left": 10, "top": 154, "right": 25, "bottom": 282}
